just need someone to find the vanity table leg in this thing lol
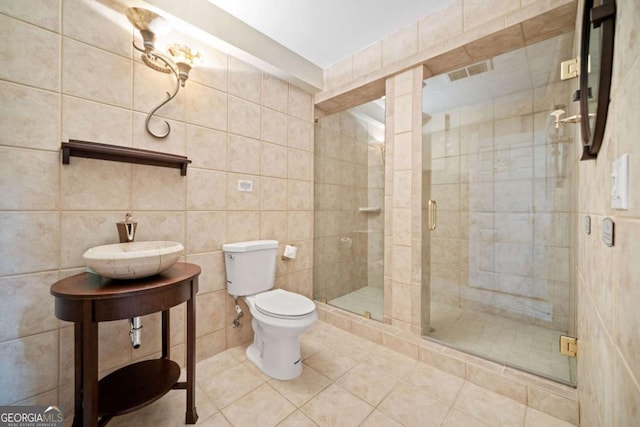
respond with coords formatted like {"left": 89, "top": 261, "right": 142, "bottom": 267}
{"left": 73, "top": 301, "right": 98, "bottom": 427}
{"left": 185, "top": 279, "right": 198, "bottom": 424}
{"left": 161, "top": 310, "right": 170, "bottom": 359}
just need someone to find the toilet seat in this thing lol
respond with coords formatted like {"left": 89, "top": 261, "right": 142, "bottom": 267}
{"left": 254, "top": 289, "right": 316, "bottom": 319}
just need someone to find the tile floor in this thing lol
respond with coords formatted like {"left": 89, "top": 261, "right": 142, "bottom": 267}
{"left": 106, "top": 321, "right": 574, "bottom": 427}
{"left": 327, "top": 287, "right": 574, "bottom": 384}
{"left": 329, "top": 287, "right": 384, "bottom": 321}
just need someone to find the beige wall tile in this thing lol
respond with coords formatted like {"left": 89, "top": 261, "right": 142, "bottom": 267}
{"left": 0, "top": 15, "right": 60, "bottom": 91}
{"left": 262, "top": 142, "right": 288, "bottom": 178}
{"left": 288, "top": 85, "right": 313, "bottom": 122}
{"left": 196, "top": 290, "right": 226, "bottom": 337}
{"left": 0, "top": 331, "right": 58, "bottom": 404}
{"left": 0, "top": 147, "right": 59, "bottom": 210}
{"left": 185, "top": 251, "right": 226, "bottom": 294}
{"left": 418, "top": 0, "right": 463, "bottom": 51}
{"left": 288, "top": 117, "right": 313, "bottom": 151}
{"left": 288, "top": 149, "right": 312, "bottom": 181}
{"left": 228, "top": 135, "right": 261, "bottom": 175}
{"left": 228, "top": 96, "right": 261, "bottom": 139}
{"left": 133, "top": 165, "right": 186, "bottom": 211}
{"left": 463, "top": 0, "right": 519, "bottom": 31}
{"left": 0, "top": 0, "right": 60, "bottom": 31}
{"left": 62, "top": 96, "right": 132, "bottom": 146}
{"left": 62, "top": 38, "right": 130, "bottom": 108}
{"left": 0, "top": 272, "right": 59, "bottom": 342}
{"left": 0, "top": 212, "right": 59, "bottom": 276}
{"left": 186, "top": 211, "right": 226, "bottom": 253}
{"left": 260, "top": 211, "right": 288, "bottom": 242}
{"left": 288, "top": 211, "right": 313, "bottom": 241}
{"left": 262, "top": 108, "right": 288, "bottom": 146}
{"left": 132, "top": 211, "right": 185, "bottom": 243}
{"left": 226, "top": 211, "right": 260, "bottom": 242}
{"left": 393, "top": 170, "right": 412, "bottom": 208}
{"left": 353, "top": 41, "right": 382, "bottom": 79}
{"left": 262, "top": 74, "right": 289, "bottom": 113}
{"left": 186, "top": 125, "right": 228, "bottom": 171}
{"left": 393, "top": 131, "right": 413, "bottom": 171}
{"left": 288, "top": 180, "right": 312, "bottom": 210}
{"left": 228, "top": 56, "right": 261, "bottom": 103}
{"left": 186, "top": 82, "right": 227, "bottom": 131}
{"left": 382, "top": 23, "right": 418, "bottom": 67}
{"left": 260, "top": 177, "right": 287, "bottom": 211}
{"left": 391, "top": 245, "right": 412, "bottom": 285}
{"left": 188, "top": 45, "right": 228, "bottom": 92}
{"left": 0, "top": 81, "right": 60, "bottom": 150}
{"left": 62, "top": 0, "right": 130, "bottom": 57}
{"left": 186, "top": 169, "right": 226, "bottom": 210}
{"left": 61, "top": 158, "right": 131, "bottom": 210}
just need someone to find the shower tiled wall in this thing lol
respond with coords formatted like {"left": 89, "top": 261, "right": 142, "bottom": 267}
{"left": 314, "top": 110, "right": 384, "bottom": 301}
{"left": 424, "top": 82, "right": 574, "bottom": 331}
{"left": 0, "top": 0, "right": 314, "bottom": 409}
{"left": 384, "top": 67, "right": 426, "bottom": 333}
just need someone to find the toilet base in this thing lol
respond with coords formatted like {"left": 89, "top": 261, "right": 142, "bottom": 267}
{"left": 246, "top": 326, "right": 303, "bottom": 380}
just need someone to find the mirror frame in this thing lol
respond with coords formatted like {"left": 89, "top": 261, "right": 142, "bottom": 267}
{"left": 579, "top": 0, "right": 616, "bottom": 160}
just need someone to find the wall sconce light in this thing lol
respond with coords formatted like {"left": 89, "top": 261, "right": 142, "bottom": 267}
{"left": 126, "top": 7, "right": 202, "bottom": 138}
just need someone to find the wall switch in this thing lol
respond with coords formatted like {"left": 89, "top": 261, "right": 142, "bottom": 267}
{"left": 611, "top": 154, "right": 629, "bottom": 209}
{"left": 237, "top": 180, "right": 253, "bottom": 192}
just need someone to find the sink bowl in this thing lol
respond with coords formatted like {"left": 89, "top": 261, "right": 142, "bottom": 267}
{"left": 83, "top": 241, "right": 184, "bottom": 279}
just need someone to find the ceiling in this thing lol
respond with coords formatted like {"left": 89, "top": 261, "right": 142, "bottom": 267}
{"left": 207, "top": 0, "right": 454, "bottom": 68}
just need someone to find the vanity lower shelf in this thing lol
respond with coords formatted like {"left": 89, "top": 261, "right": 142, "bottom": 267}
{"left": 98, "top": 359, "right": 180, "bottom": 417}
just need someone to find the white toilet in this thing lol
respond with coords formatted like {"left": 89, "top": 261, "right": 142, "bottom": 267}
{"left": 222, "top": 240, "right": 317, "bottom": 380}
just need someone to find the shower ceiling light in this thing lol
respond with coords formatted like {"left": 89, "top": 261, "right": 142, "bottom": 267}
{"left": 126, "top": 7, "right": 202, "bottom": 138}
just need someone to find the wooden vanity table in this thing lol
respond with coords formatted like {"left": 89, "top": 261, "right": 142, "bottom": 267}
{"left": 50, "top": 262, "right": 200, "bottom": 427}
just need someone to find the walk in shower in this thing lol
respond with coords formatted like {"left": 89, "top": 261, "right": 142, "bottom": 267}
{"left": 314, "top": 31, "right": 577, "bottom": 386}
{"left": 314, "top": 101, "right": 385, "bottom": 321}
{"left": 421, "top": 32, "right": 577, "bottom": 385}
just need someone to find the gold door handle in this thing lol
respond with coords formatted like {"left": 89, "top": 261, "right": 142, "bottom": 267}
{"left": 428, "top": 199, "right": 437, "bottom": 230}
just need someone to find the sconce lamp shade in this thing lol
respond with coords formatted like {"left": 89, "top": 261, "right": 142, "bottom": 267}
{"left": 168, "top": 44, "right": 202, "bottom": 67}
{"left": 125, "top": 7, "right": 170, "bottom": 36}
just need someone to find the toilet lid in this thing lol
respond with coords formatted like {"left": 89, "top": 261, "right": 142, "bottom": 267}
{"left": 254, "top": 289, "right": 316, "bottom": 319}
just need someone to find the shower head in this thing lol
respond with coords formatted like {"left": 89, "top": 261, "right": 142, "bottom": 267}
{"left": 550, "top": 109, "right": 566, "bottom": 129}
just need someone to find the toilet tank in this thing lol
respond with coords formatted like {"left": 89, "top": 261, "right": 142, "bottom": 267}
{"left": 222, "top": 240, "right": 278, "bottom": 297}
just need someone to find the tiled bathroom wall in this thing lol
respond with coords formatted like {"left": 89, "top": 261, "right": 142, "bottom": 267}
{"left": 0, "top": 0, "right": 314, "bottom": 410}
{"left": 574, "top": 0, "right": 640, "bottom": 425}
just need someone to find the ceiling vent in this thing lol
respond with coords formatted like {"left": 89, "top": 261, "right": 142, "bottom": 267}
{"left": 447, "top": 59, "right": 494, "bottom": 82}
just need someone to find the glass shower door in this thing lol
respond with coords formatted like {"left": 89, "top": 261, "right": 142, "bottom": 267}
{"left": 314, "top": 100, "right": 385, "bottom": 321}
{"left": 422, "top": 32, "right": 577, "bottom": 385}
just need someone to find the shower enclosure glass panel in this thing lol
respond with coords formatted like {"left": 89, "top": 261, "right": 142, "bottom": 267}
{"left": 314, "top": 100, "right": 385, "bottom": 321}
{"left": 422, "top": 32, "right": 577, "bottom": 385}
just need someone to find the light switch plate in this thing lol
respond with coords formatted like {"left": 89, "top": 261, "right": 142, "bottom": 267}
{"left": 611, "top": 154, "right": 629, "bottom": 209}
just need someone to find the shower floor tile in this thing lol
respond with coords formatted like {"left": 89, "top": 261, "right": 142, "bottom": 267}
{"left": 105, "top": 321, "right": 575, "bottom": 427}
{"left": 324, "top": 287, "right": 574, "bottom": 385}
{"left": 429, "top": 302, "right": 574, "bottom": 384}
{"left": 327, "top": 286, "right": 383, "bottom": 321}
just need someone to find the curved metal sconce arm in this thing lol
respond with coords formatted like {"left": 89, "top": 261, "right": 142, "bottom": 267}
{"left": 126, "top": 7, "right": 201, "bottom": 140}
{"left": 143, "top": 51, "right": 180, "bottom": 138}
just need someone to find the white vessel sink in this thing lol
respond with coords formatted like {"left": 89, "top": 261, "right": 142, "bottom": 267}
{"left": 83, "top": 241, "right": 184, "bottom": 279}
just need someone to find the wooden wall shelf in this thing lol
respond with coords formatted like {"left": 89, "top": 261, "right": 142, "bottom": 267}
{"left": 61, "top": 139, "right": 191, "bottom": 176}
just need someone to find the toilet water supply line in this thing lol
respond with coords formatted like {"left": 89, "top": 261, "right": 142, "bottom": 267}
{"left": 232, "top": 297, "right": 244, "bottom": 328}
